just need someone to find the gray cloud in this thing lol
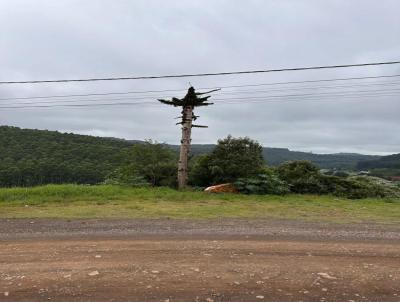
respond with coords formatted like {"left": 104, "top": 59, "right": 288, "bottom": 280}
{"left": 0, "top": 0, "right": 399, "bottom": 155}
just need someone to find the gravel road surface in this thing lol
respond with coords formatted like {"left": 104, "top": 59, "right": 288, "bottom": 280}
{"left": 1, "top": 218, "right": 399, "bottom": 301}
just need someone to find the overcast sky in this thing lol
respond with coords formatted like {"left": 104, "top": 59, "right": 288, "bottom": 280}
{"left": 0, "top": 0, "right": 399, "bottom": 155}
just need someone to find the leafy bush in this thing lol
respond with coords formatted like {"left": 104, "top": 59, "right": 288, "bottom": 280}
{"left": 189, "top": 135, "right": 265, "bottom": 186}
{"left": 276, "top": 161, "right": 326, "bottom": 194}
{"left": 234, "top": 169, "right": 289, "bottom": 195}
{"left": 104, "top": 167, "right": 149, "bottom": 187}
{"left": 276, "top": 160, "right": 400, "bottom": 199}
{"left": 346, "top": 176, "right": 400, "bottom": 198}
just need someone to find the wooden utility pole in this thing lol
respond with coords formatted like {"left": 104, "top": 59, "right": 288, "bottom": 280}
{"left": 178, "top": 105, "right": 193, "bottom": 189}
{"left": 158, "top": 87, "right": 219, "bottom": 189}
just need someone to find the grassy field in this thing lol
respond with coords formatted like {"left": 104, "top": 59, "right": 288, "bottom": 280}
{"left": 0, "top": 184, "right": 399, "bottom": 223}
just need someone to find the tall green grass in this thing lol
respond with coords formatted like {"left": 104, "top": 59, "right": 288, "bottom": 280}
{"left": 0, "top": 184, "right": 399, "bottom": 223}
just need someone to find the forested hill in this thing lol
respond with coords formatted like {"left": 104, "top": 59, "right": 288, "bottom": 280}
{"left": 262, "top": 148, "right": 379, "bottom": 169}
{"left": 0, "top": 126, "right": 132, "bottom": 186}
{"left": 357, "top": 153, "right": 400, "bottom": 178}
{"left": 0, "top": 126, "right": 379, "bottom": 187}
{"left": 357, "top": 153, "right": 400, "bottom": 169}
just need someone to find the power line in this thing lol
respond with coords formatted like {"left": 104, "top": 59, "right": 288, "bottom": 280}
{"left": 0, "top": 94, "right": 396, "bottom": 110}
{"left": 215, "top": 91, "right": 400, "bottom": 103}
{"left": 3, "top": 81, "right": 399, "bottom": 106}
{"left": 0, "top": 101, "right": 160, "bottom": 109}
{"left": 214, "top": 81, "right": 400, "bottom": 96}
{"left": 1, "top": 73, "right": 400, "bottom": 102}
{"left": 1, "top": 88, "right": 399, "bottom": 109}
{"left": 1, "top": 61, "right": 400, "bottom": 84}
{"left": 211, "top": 74, "right": 400, "bottom": 90}
{"left": 0, "top": 86, "right": 400, "bottom": 109}
{"left": 220, "top": 95, "right": 400, "bottom": 106}
{"left": 0, "top": 88, "right": 185, "bottom": 101}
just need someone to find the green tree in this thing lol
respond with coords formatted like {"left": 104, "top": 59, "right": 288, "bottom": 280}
{"left": 188, "top": 154, "right": 212, "bottom": 187}
{"left": 190, "top": 136, "right": 265, "bottom": 185}
{"left": 126, "top": 141, "right": 177, "bottom": 187}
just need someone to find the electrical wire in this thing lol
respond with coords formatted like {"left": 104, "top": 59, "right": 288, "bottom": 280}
{"left": 1, "top": 74, "right": 400, "bottom": 103}
{"left": 2, "top": 82, "right": 399, "bottom": 106}
{"left": 1, "top": 85, "right": 399, "bottom": 107}
{"left": 1, "top": 88, "right": 399, "bottom": 109}
{"left": 1, "top": 61, "right": 400, "bottom": 84}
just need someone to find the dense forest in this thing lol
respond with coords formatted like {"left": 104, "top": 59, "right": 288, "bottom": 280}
{"left": 358, "top": 153, "right": 400, "bottom": 169}
{"left": 0, "top": 126, "right": 132, "bottom": 186}
{"left": 0, "top": 125, "right": 385, "bottom": 187}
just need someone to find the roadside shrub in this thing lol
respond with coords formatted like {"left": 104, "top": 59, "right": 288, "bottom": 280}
{"left": 346, "top": 176, "right": 400, "bottom": 198}
{"left": 275, "top": 160, "right": 400, "bottom": 199}
{"left": 104, "top": 167, "right": 149, "bottom": 187}
{"left": 335, "top": 179, "right": 383, "bottom": 199}
{"left": 276, "top": 161, "right": 326, "bottom": 194}
{"left": 234, "top": 168, "right": 289, "bottom": 195}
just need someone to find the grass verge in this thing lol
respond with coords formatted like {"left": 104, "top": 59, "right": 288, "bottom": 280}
{"left": 0, "top": 184, "right": 399, "bottom": 223}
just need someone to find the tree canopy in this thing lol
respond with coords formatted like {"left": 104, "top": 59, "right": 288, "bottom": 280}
{"left": 0, "top": 126, "right": 131, "bottom": 187}
{"left": 120, "top": 141, "right": 177, "bottom": 187}
{"left": 190, "top": 135, "right": 265, "bottom": 186}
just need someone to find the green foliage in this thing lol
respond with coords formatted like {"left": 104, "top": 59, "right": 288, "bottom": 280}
{"left": 346, "top": 176, "right": 400, "bottom": 199}
{"left": 0, "top": 126, "right": 131, "bottom": 187}
{"left": 190, "top": 135, "right": 264, "bottom": 186}
{"left": 333, "top": 171, "right": 350, "bottom": 178}
{"left": 357, "top": 153, "right": 400, "bottom": 170}
{"left": 369, "top": 168, "right": 400, "bottom": 179}
{"left": 0, "top": 127, "right": 178, "bottom": 188}
{"left": 104, "top": 167, "right": 149, "bottom": 187}
{"left": 276, "top": 161, "right": 323, "bottom": 194}
{"left": 276, "top": 160, "right": 400, "bottom": 199}
{"left": 188, "top": 154, "right": 212, "bottom": 187}
{"left": 210, "top": 136, "right": 264, "bottom": 183}
{"left": 0, "top": 126, "right": 382, "bottom": 189}
{"left": 120, "top": 141, "right": 177, "bottom": 187}
{"left": 234, "top": 168, "right": 289, "bottom": 195}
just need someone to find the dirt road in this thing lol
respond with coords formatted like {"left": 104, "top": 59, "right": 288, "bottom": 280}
{"left": 1, "top": 219, "right": 400, "bottom": 301}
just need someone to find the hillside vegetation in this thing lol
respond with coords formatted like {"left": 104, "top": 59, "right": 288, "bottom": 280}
{"left": 0, "top": 126, "right": 382, "bottom": 187}
{"left": 357, "top": 153, "right": 400, "bottom": 178}
{"left": 0, "top": 126, "right": 131, "bottom": 186}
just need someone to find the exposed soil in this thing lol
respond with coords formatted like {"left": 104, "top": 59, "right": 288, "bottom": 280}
{"left": 1, "top": 219, "right": 400, "bottom": 301}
